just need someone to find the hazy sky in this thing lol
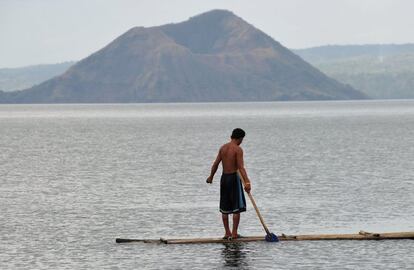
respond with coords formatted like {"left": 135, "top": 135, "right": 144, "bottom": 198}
{"left": 1, "top": 0, "right": 413, "bottom": 68}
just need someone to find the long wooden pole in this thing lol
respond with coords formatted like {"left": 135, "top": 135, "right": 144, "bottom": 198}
{"left": 237, "top": 170, "right": 272, "bottom": 236}
{"left": 115, "top": 231, "right": 414, "bottom": 244}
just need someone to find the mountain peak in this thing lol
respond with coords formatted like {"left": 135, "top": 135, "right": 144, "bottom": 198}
{"left": 160, "top": 9, "right": 272, "bottom": 54}
{"left": 0, "top": 10, "right": 367, "bottom": 103}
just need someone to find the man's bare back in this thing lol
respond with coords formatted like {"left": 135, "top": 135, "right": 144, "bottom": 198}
{"left": 220, "top": 142, "right": 241, "bottom": 174}
{"left": 206, "top": 135, "right": 250, "bottom": 192}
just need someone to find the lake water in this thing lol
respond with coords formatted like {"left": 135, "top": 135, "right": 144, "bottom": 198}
{"left": 0, "top": 100, "right": 413, "bottom": 269}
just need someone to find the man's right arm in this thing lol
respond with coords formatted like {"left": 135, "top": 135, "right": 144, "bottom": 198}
{"left": 206, "top": 148, "right": 222, "bottom": 184}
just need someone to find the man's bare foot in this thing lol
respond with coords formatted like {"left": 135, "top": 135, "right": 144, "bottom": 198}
{"left": 229, "top": 234, "right": 243, "bottom": 240}
{"left": 222, "top": 235, "right": 231, "bottom": 240}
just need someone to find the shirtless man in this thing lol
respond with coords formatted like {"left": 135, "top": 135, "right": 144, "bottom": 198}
{"left": 206, "top": 128, "right": 251, "bottom": 240}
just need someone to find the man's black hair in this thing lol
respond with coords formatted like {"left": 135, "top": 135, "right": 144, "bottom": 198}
{"left": 231, "top": 128, "right": 246, "bottom": 139}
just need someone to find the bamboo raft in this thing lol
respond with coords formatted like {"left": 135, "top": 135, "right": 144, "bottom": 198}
{"left": 116, "top": 231, "right": 414, "bottom": 244}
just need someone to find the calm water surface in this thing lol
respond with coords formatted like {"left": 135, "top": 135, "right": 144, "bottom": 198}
{"left": 0, "top": 100, "right": 413, "bottom": 269}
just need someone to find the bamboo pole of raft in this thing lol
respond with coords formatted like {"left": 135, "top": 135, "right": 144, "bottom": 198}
{"left": 115, "top": 231, "right": 414, "bottom": 244}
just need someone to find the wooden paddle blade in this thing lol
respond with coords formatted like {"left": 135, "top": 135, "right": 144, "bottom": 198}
{"left": 265, "top": 233, "right": 279, "bottom": 242}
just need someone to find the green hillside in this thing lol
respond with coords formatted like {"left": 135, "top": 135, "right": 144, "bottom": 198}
{"left": 295, "top": 45, "right": 414, "bottom": 99}
{"left": 0, "top": 62, "right": 74, "bottom": 91}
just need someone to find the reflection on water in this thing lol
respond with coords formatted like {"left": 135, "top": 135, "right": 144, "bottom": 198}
{"left": 221, "top": 243, "right": 249, "bottom": 269}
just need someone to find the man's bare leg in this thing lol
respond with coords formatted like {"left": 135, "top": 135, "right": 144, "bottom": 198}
{"left": 222, "top": 214, "right": 232, "bottom": 238}
{"left": 231, "top": 213, "right": 240, "bottom": 239}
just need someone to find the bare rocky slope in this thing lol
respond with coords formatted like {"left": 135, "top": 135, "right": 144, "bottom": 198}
{"left": 0, "top": 10, "right": 366, "bottom": 103}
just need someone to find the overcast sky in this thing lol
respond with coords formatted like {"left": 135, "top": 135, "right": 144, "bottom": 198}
{"left": 1, "top": 0, "right": 413, "bottom": 68}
